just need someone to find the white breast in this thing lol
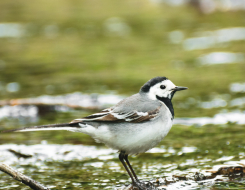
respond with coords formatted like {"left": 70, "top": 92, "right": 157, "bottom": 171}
{"left": 73, "top": 103, "right": 173, "bottom": 155}
{"left": 79, "top": 109, "right": 173, "bottom": 155}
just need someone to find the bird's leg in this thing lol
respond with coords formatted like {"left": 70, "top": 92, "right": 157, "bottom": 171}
{"left": 124, "top": 154, "right": 139, "bottom": 182}
{"left": 119, "top": 152, "right": 135, "bottom": 183}
{"left": 120, "top": 152, "right": 154, "bottom": 190}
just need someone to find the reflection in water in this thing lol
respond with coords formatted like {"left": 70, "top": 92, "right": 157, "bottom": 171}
{"left": 198, "top": 52, "right": 245, "bottom": 65}
{"left": 0, "top": 92, "right": 124, "bottom": 121}
{"left": 230, "top": 82, "right": 245, "bottom": 93}
{"left": 0, "top": 92, "right": 123, "bottom": 109}
{"left": 0, "top": 23, "right": 24, "bottom": 38}
{"left": 1, "top": 90, "right": 245, "bottom": 127}
{"left": 0, "top": 143, "right": 115, "bottom": 165}
{"left": 0, "top": 143, "right": 244, "bottom": 189}
{"left": 0, "top": 105, "right": 38, "bottom": 123}
{"left": 182, "top": 27, "right": 245, "bottom": 51}
{"left": 230, "top": 97, "right": 245, "bottom": 107}
{"left": 199, "top": 98, "right": 227, "bottom": 109}
{"left": 1, "top": 105, "right": 245, "bottom": 126}
{"left": 6, "top": 82, "right": 20, "bottom": 93}
{"left": 174, "top": 111, "right": 245, "bottom": 126}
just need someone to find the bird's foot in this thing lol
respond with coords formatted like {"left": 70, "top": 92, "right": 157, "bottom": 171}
{"left": 132, "top": 181, "right": 157, "bottom": 190}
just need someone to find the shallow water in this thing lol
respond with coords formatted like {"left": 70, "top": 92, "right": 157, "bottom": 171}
{"left": 0, "top": 92, "right": 245, "bottom": 189}
{"left": 0, "top": 141, "right": 245, "bottom": 189}
{"left": 1, "top": 0, "right": 245, "bottom": 189}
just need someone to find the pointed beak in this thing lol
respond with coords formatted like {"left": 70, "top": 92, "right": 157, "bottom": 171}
{"left": 172, "top": 86, "right": 188, "bottom": 91}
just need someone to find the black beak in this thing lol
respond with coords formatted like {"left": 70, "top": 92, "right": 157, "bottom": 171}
{"left": 173, "top": 86, "right": 188, "bottom": 91}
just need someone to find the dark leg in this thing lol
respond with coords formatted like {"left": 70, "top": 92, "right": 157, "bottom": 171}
{"left": 119, "top": 152, "right": 156, "bottom": 190}
{"left": 119, "top": 152, "right": 135, "bottom": 183}
{"left": 124, "top": 154, "right": 139, "bottom": 182}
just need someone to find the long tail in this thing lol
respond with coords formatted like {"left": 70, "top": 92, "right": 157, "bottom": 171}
{"left": 1, "top": 123, "right": 81, "bottom": 133}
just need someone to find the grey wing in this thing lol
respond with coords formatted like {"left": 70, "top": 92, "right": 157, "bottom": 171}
{"left": 70, "top": 94, "right": 162, "bottom": 124}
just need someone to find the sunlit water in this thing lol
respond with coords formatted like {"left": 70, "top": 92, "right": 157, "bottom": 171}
{"left": 1, "top": 0, "right": 245, "bottom": 189}
{"left": 0, "top": 91, "right": 245, "bottom": 189}
{"left": 0, "top": 142, "right": 245, "bottom": 189}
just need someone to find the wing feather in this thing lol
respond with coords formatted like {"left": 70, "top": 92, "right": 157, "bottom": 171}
{"left": 70, "top": 106, "right": 161, "bottom": 124}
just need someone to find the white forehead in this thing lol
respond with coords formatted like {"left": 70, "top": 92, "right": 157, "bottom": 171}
{"left": 156, "top": 79, "right": 176, "bottom": 89}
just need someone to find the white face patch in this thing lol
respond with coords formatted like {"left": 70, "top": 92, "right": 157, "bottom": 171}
{"left": 148, "top": 79, "right": 176, "bottom": 100}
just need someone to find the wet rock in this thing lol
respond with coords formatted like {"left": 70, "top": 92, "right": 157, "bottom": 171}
{"left": 121, "top": 181, "right": 158, "bottom": 190}
{"left": 207, "top": 164, "right": 245, "bottom": 177}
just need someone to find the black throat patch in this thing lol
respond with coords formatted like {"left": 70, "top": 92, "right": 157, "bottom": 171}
{"left": 156, "top": 95, "right": 174, "bottom": 119}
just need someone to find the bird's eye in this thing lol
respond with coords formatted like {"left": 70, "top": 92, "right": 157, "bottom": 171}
{"left": 160, "top": 85, "right": 166, "bottom": 89}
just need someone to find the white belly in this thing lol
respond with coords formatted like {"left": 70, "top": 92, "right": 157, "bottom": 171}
{"left": 77, "top": 113, "right": 173, "bottom": 155}
{"left": 72, "top": 102, "right": 174, "bottom": 155}
{"left": 110, "top": 121, "right": 172, "bottom": 155}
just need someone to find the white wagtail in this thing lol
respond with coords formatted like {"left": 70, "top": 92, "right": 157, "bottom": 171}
{"left": 3, "top": 76, "right": 187, "bottom": 189}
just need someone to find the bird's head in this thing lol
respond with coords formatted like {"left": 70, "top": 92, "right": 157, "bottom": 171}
{"left": 140, "top": 76, "right": 188, "bottom": 100}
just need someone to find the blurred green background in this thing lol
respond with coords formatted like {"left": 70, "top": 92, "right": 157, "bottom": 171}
{"left": 0, "top": 0, "right": 244, "bottom": 100}
{"left": 1, "top": 0, "right": 245, "bottom": 189}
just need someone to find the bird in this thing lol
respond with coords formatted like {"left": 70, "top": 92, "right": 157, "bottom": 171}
{"left": 2, "top": 76, "right": 187, "bottom": 189}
